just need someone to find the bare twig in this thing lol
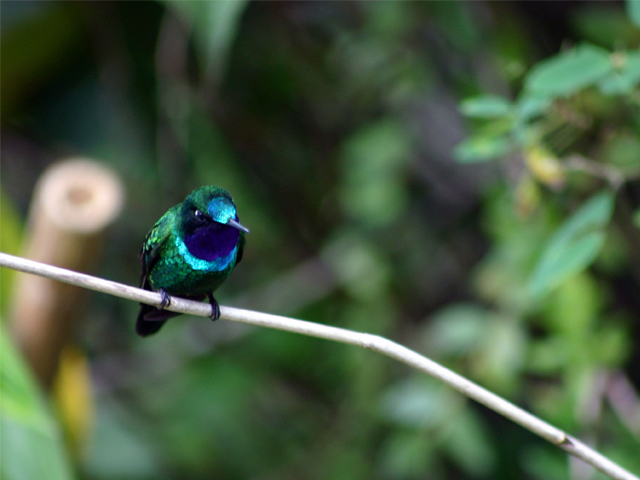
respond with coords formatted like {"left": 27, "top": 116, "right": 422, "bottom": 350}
{"left": 565, "top": 155, "right": 625, "bottom": 190}
{"left": 0, "top": 251, "right": 637, "bottom": 480}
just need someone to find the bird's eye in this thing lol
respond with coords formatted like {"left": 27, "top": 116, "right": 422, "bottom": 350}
{"left": 194, "top": 209, "right": 205, "bottom": 220}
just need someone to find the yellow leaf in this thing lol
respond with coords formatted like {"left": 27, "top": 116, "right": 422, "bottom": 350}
{"left": 525, "top": 145, "right": 566, "bottom": 189}
{"left": 53, "top": 345, "right": 93, "bottom": 458}
{"left": 515, "top": 175, "right": 541, "bottom": 219}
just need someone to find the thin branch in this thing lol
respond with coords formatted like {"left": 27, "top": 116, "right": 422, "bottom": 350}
{"left": 0, "top": 251, "right": 637, "bottom": 480}
{"left": 565, "top": 154, "right": 625, "bottom": 190}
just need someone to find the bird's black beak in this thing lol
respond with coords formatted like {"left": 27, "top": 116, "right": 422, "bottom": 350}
{"left": 226, "top": 218, "right": 250, "bottom": 233}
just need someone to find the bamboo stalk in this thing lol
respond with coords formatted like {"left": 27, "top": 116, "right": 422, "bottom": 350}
{"left": 9, "top": 159, "right": 124, "bottom": 387}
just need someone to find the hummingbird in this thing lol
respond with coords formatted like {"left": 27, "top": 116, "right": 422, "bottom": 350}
{"left": 136, "top": 186, "right": 248, "bottom": 336}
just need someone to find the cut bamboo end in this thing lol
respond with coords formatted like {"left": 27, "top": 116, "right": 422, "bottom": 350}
{"left": 35, "top": 158, "right": 124, "bottom": 234}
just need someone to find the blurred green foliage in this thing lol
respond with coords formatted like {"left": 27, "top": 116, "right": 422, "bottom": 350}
{"left": 530, "top": 191, "right": 614, "bottom": 297}
{"left": 1, "top": 1, "right": 640, "bottom": 480}
{"left": 0, "top": 322, "right": 75, "bottom": 480}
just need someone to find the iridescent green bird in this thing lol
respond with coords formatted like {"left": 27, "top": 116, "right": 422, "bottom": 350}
{"left": 136, "top": 186, "right": 248, "bottom": 336}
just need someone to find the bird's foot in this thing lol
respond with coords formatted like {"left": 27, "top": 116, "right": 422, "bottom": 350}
{"left": 159, "top": 289, "right": 172, "bottom": 309}
{"left": 207, "top": 294, "right": 220, "bottom": 321}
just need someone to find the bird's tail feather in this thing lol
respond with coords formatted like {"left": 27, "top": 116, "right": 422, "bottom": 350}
{"left": 136, "top": 304, "right": 181, "bottom": 336}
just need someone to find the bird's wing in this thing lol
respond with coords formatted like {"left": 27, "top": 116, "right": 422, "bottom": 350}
{"left": 139, "top": 206, "right": 176, "bottom": 289}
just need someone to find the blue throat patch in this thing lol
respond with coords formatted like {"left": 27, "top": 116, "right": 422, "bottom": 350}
{"left": 176, "top": 235, "right": 237, "bottom": 272}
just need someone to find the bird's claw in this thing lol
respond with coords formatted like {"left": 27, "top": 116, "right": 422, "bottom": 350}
{"left": 159, "top": 289, "right": 172, "bottom": 309}
{"left": 207, "top": 294, "right": 220, "bottom": 321}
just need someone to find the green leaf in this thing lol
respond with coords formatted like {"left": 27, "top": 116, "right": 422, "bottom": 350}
{"left": 460, "top": 95, "right": 512, "bottom": 118}
{"left": 0, "top": 191, "right": 23, "bottom": 314}
{"left": 599, "top": 75, "right": 632, "bottom": 95}
{"left": 544, "top": 273, "right": 601, "bottom": 336}
{"left": 443, "top": 409, "right": 495, "bottom": 476}
{"left": 426, "top": 304, "right": 488, "bottom": 356}
{"left": 593, "top": 324, "right": 630, "bottom": 366}
{"left": 633, "top": 207, "right": 640, "bottom": 229}
{"left": 622, "top": 50, "right": 640, "bottom": 81}
{"left": 529, "top": 191, "right": 615, "bottom": 297}
{"left": 453, "top": 134, "right": 511, "bottom": 163}
{"left": 525, "top": 44, "right": 614, "bottom": 97}
{"left": 379, "top": 380, "right": 457, "bottom": 428}
{"left": 599, "top": 50, "right": 640, "bottom": 94}
{"left": 627, "top": 0, "right": 640, "bottom": 28}
{"left": 378, "top": 431, "right": 435, "bottom": 479}
{"left": 476, "top": 315, "right": 526, "bottom": 392}
{"left": 516, "top": 94, "right": 551, "bottom": 121}
{"left": 0, "top": 323, "right": 74, "bottom": 480}
{"left": 340, "top": 119, "right": 412, "bottom": 226}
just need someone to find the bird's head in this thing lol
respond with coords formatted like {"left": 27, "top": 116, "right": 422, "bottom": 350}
{"left": 181, "top": 186, "right": 249, "bottom": 236}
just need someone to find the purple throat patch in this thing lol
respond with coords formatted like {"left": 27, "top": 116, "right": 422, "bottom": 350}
{"left": 184, "top": 224, "right": 239, "bottom": 262}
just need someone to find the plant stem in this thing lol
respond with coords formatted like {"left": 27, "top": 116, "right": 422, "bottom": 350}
{"left": 0, "top": 251, "right": 637, "bottom": 480}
